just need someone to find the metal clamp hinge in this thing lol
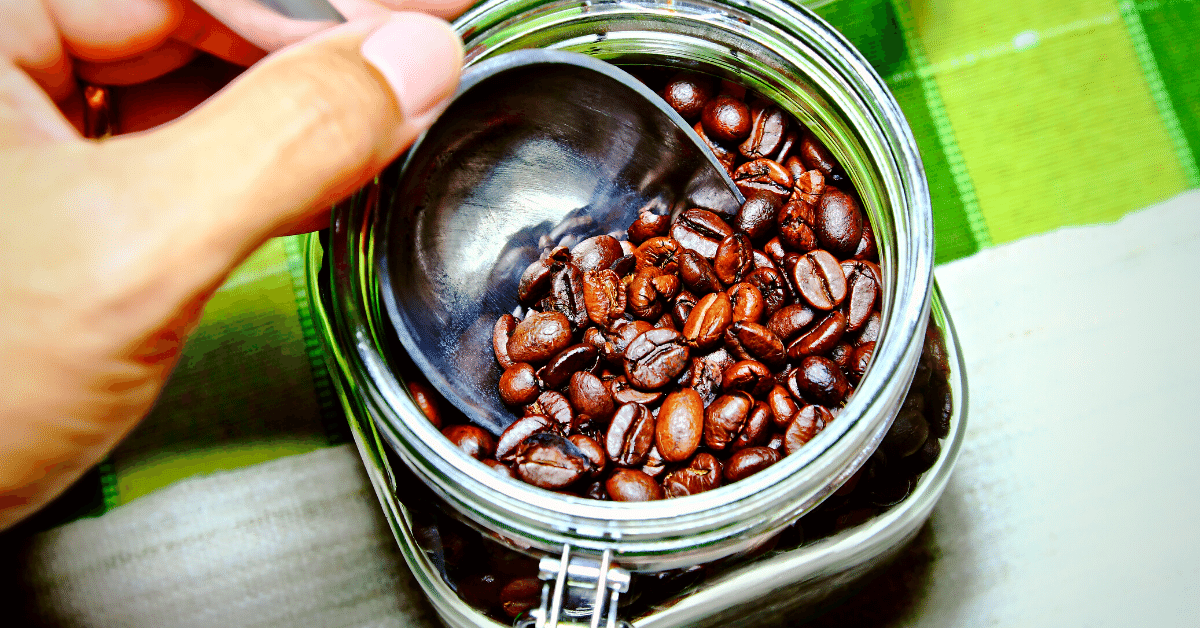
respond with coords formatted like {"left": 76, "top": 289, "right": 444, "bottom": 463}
{"left": 523, "top": 545, "right": 631, "bottom": 628}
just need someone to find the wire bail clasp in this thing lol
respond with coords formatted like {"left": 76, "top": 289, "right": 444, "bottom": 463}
{"left": 528, "top": 545, "right": 631, "bottom": 628}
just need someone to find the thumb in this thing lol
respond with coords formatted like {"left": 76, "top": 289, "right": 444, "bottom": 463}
{"left": 129, "top": 11, "right": 462, "bottom": 249}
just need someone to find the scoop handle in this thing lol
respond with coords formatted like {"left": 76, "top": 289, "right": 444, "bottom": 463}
{"left": 255, "top": 0, "right": 345, "bottom": 22}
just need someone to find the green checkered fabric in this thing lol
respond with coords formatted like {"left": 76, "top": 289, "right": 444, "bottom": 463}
{"left": 17, "top": 0, "right": 1199, "bottom": 533}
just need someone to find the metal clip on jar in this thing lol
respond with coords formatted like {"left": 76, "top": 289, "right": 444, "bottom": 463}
{"left": 306, "top": 0, "right": 968, "bottom": 626}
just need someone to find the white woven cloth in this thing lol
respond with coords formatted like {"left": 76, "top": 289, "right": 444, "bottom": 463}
{"left": 7, "top": 191, "right": 1200, "bottom": 627}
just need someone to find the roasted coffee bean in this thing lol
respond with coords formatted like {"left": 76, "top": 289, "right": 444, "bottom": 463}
{"left": 790, "top": 249, "right": 847, "bottom": 310}
{"left": 722, "top": 326, "right": 753, "bottom": 362}
{"left": 407, "top": 381, "right": 442, "bottom": 429}
{"left": 671, "top": 209, "right": 734, "bottom": 259}
{"left": 642, "top": 444, "right": 668, "bottom": 478}
{"left": 847, "top": 341, "right": 874, "bottom": 383}
{"left": 854, "top": 311, "right": 881, "bottom": 346}
{"left": 815, "top": 188, "right": 863, "bottom": 257}
{"left": 686, "top": 353, "right": 724, "bottom": 407}
{"left": 829, "top": 342, "right": 854, "bottom": 371}
{"left": 624, "top": 328, "right": 690, "bottom": 390}
{"left": 508, "top": 311, "right": 572, "bottom": 363}
{"left": 678, "top": 250, "right": 722, "bottom": 295}
{"left": 500, "top": 578, "right": 541, "bottom": 619}
{"left": 745, "top": 267, "right": 788, "bottom": 318}
{"left": 610, "top": 253, "right": 637, "bottom": 277}
{"left": 568, "top": 371, "right": 614, "bottom": 424}
{"left": 728, "top": 282, "right": 765, "bottom": 324}
{"left": 794, "top": 356, "right": 851, "bottom": 406}
{"left": 853, "top": 217, "right": 877, "bottom": 261}
{"left": 788, "top": 162, "right": 826, "bottom": 205}
{"left": 499, "top": 363, "right": 540, "bottom": 406}
{"left": 671, "top": 290, "right": 699, "bottom": 328}
{"left": 777, "top": 199, "right": 819, "bottom": 252}
{"left": 628, "top": 269, "right": 664, "bottom": 320}
{"left": 735, "top": 195, "right": 781, "bottom": 243}
{"left": 682, "top": 292, "right": 732, "bottom": 351}
{"left": 787, "top": 310, "right": 847, "bottom": 358}
{"left": 799, "top": 131, "right": 844, "bottom": 182}
{"left": 768, "top": 385, "right": 800, "bottom": 430}
{"left": 610, "top": 320, "right": 654, "bottom": 359}
{"left": 882, "top": 408, "right": 929, "bottom": 458}
{"left": 582, "top": 269, "right": 627, "bottom": 330}
{"left": 531, "top": 390, "right": 575, "bottom": 430}
{"left": 784, "top": 405, "right": 832, "bottom": 455}
{"left": 482, "top": 459, "right": 516, "bottom": 479}
{"left": 904, "top": 435, "right": 941, "bottom": 476}
{"left": 493, "top": 314, "right": 518, "bottom": 370}
{"left": 767, "top": 303, "right": 815, "bottom": 342}
{"left": 654, "top": 311, "right": 677, "bottom": 331}
{"left": 763, "top": 236, "right": 787, "bottom": 265}
{"left": 752, "top": 248, "right": 778, "bottom": 272}
{"left": 584, "top": 480, "right": 610, "bottom": 500}
{"left": 733, "top": 159, "right": 792, "bottom": 205}
{"left": 722, "top": 360, "right": 774, "bottom": 397}
{"left": 550, "top": 263, "right": 588, "bottom": 329}
{"left": 704, "top": 392, "right": 753, "bottom": 451}
{"left": 496, "top": 415, "right": 556, "bottom": 461}
{"left": 724, "top": 447, "right": 781, "bottom": 482}
{"left": 924, "top": 326, "right": 951, "bottom": 376}
{"left": 662, "top": 72, "right": 713, "bottom": 120}
{"left": 517, "top": 259, "right": 555, "bottom": 305}
{"left": 713, "top": 233, "right": 754, "bottom": 285}
{"left": 740, "top": 104, "right": 788, "bottom": 160}
{"left": 693, "top": 121, "right": 737, "bottom": 174}
{"left": 542, "top": 344, "right": 598, "bottom": 390}
{"left": 607, "top": 468, "right": 664, "bottom": 501}
{"left": 605, "top": 402, "right": 656, "bottom": 466}
{"left": 656, "top": 388, "right": 704, "bottom": 462}
{"left": 775, "top": 130, "right": 800, "bottom": 162}
{"left": 651, "top": 273, "right": 681, "bottom": 300}
{"left": 663, "top": 452, "right": 723, "bottom": 497}
{"left": 925, "top": 382, "right": 952, "bottom": 438}
{"left": 443, "top": 425, "right": 495, "bottom": 460}
{"left": 731, "top": 401, "right": 772, "bottom": 450}
{"left": 729, "top": 321, "right": 786, "bottom": 368}
{"left": 457, "top": 572, "right": 505, "bottom": 610}
{"left": 571, "top": 235, "right": 623, "bottom": 273}
{"left": 635, "top": 236, "right": 682, "bottom": 274}
{"left": 568, "top": 434, "right": 607, "bottom": 475}
{"left": 701, "top": 95, "right": 751, "bottom": 142}
{"left": 514, "top": 432, "right": 591, "bottom": 489}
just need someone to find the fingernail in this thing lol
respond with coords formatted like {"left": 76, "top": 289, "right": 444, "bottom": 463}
{"left": 361, "top": 13, "right": 463, "bottom": 123}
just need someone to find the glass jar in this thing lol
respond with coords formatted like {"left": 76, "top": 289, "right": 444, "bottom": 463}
{"left": 306, "top": 0, "right": 967, "bottom": 625}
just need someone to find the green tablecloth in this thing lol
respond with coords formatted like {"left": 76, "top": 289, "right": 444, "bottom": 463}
{"left": 12, "top": 0, "right": 1199, "bottom": 535}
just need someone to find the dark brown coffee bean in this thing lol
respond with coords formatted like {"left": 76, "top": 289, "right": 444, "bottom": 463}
{"left": 605, "top": 402, "right": 656, "bottom": 466}
{"left": 550, "top": 263, "right": 588, "bottom": 329}
{"left": 571, "top": 235, "right": 623, "bottom": 273}
{"left": 745, "top": 267, "right": 788, "bottom": 318}
{"left": 767, "top": 303, "right": 815, "bottom": 342}
{"left": 722, "top": 326, "right": 753, "bottom": 362}
{"left": 610, "top": 320, "right": 653, "bottom": 359}
{"left": 568, "top": 371, "right": 614, "bottom": 424}
{"left": 693, "top": 121, "right": 737, "bottom": 175}
{"left": 517, "top": 259, "right": 554, "bottom": 305}
{"left": 794, "top": 356, "right": 851, "bottom": 406}
{"left": 624, "top": 328, "right": 690, "bottom": 390}
{"left": 735, "top": 195, "right": 781, "bottom": 244}
{"left": 733, "top": 158, "right": 792, "bottom": 205}
{"left": 609, "top": 377, "right": 664, "bottom": 406}
{"left": 407, "top": 381, "right": 442, "bottom": 429}
{"left": 514, "top": 432, "right": 591, "bottom": 489}
{"left": 496, "top": 415, "right": 556, "bottom": 461}
{"left": 656, "top": 388, "right": 704, "bottom": 462}
{"left": 682, "top": 292, "right": 732, "bottom": 351}
{"left": 531, "top": 390, "right": 575, "bottom": 431}
{"left": 731, "top": 401, "right": 772, "bottom": 450}
{"left": 582, "top": 269, "right": 627, "bottom": 330}
{"left": 775, "top": 130, "right": 800, "bottom": 162}
{"left": 787, "top": 161, "right": 826, "bottom": 205}
{"left": 739, "top": 104, "right": 788, "bottom": 160}
{"left": 777, "top": 199, "right": 819, "bottom": 252}
{"left": 635, "top": 236, "right": 682, "bottom": 274}
{"left": 628, "top": 269, "right": 664, "bottom": 320}
{"left": 651, "top": 273, "right": 681, "bottom": 300}
{"left": 671, "top": 290, "right": 699, "bottom": 328}
{"left": 663, "top": 452, "right": 722, "bottom": 497}
{"left": 721, "top": 360, "right": 774, "bottom": 397}
{"left": 456, "top": 572, "right": 505, "bottom": 610}
{"left": 724, "top": 447, "right": 781, "bottom": 482}
{"left": 606, "top": 468, "right": 664, "bottom": 501}
{"left": 654, "top": 311, "right": 677, "bottom": 331}
{"left": 482, "top": 459, "right": 516, "bottom": 479}
{"left": 784, "top": 405, "right": 832, "bottom": 455}
{"left": 768, "top": 385, "right": 800, "bottom": 430}
{"left": 443, "top": 425, "right": 496, "bottom": 460}
{"left": 713, "top": 233, "right": 754, "bottom": 285}
{"left": 830, "top": 342, "right": 854, "bottom": 371}
{"left": 799, "top": 131, "right": 844, "bottom": 182}
{"left": 642, "top": 444, "right": 668, "bottom": 479}
{"left": 661, "top": 72, "right": 713, "bottom": 120}
{"left": 815, "top": 188, "right": 863, "bottom": 257}
{"left": 763, "top": 237, "right": 787, "bottom": 265}
{"left": 924, "top": 325, "right": 951, "bottom": 376}
{"left": 584, "top": 480, "right": 610, "bottom": 500}
{"left": 701, "top": 95, "right": 751, "bottom": 142}
{"left": 493, "top": 314, "right": 518, "bottom": 370}
{"left": 882, "top": 408, "right": 929, "bottom": 458}
{"left": 508, "top": 311, "right": 572, "bottom": 363}
{"left": 610, "top": 253, "right": 637, "bottom": 277}
{"left": 671, "top": 209, "right": 733, "bottom": 259}
{"left": 854, "top": 311, "right": 881, "bottom": 346}
{"left": 568, "top": 434, "right": 607, "bottom": 475}
{"left": 790, "top": 249, "right": 847, "bottom": 310}
{"left": 729, "top": 321, "right": 786, "bottom": 368}
{"left": 848, "top": 341, "right": 874, "bottom": 383}
{"left": 752, "top": 248, "right": 778, "bottom": 273}
{"left": 541, "top": 344, "right": 598, "bottom": 390}
{"left": 925, "top": 382, "right": 952, "bottom": 439}
{"left": 499, "top": 363, "right": 540, "bottom": 406}
{"left": 685, "top": 353, "right": 725, "bottom": 407}
{"left": 727, "top": 282, "right": 764, "bottom": 324}
{"left": 704, "top": 392, "right": 753, "bottom": 451}
{"left": 678, "top": 250, "right": 722, "bottom": 295}
{"left": 853, "top": 216, "right": 877, "bottom": 261}
{"left": 787, "top": 310, "right": 847, "bottom": 358}
{"left": 500, "top": 577, "right": 541, "bottom": 619}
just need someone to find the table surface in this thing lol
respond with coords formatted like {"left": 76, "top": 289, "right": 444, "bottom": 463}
{"left": 4, "top": 0, "right": 1200, "bottom": 626}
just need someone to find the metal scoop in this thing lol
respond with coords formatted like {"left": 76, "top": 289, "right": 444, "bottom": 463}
{"left": 377, "top": 50, "right": 744, "bottom": 435}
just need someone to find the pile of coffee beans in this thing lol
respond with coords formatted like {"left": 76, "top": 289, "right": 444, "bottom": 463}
{"left": 428, "top": 72, "right": 899, "bottom": 501}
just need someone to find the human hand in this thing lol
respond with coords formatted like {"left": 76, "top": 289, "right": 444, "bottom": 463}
{"left": 0, "top": 0, "right": 470, "bottom": 529}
